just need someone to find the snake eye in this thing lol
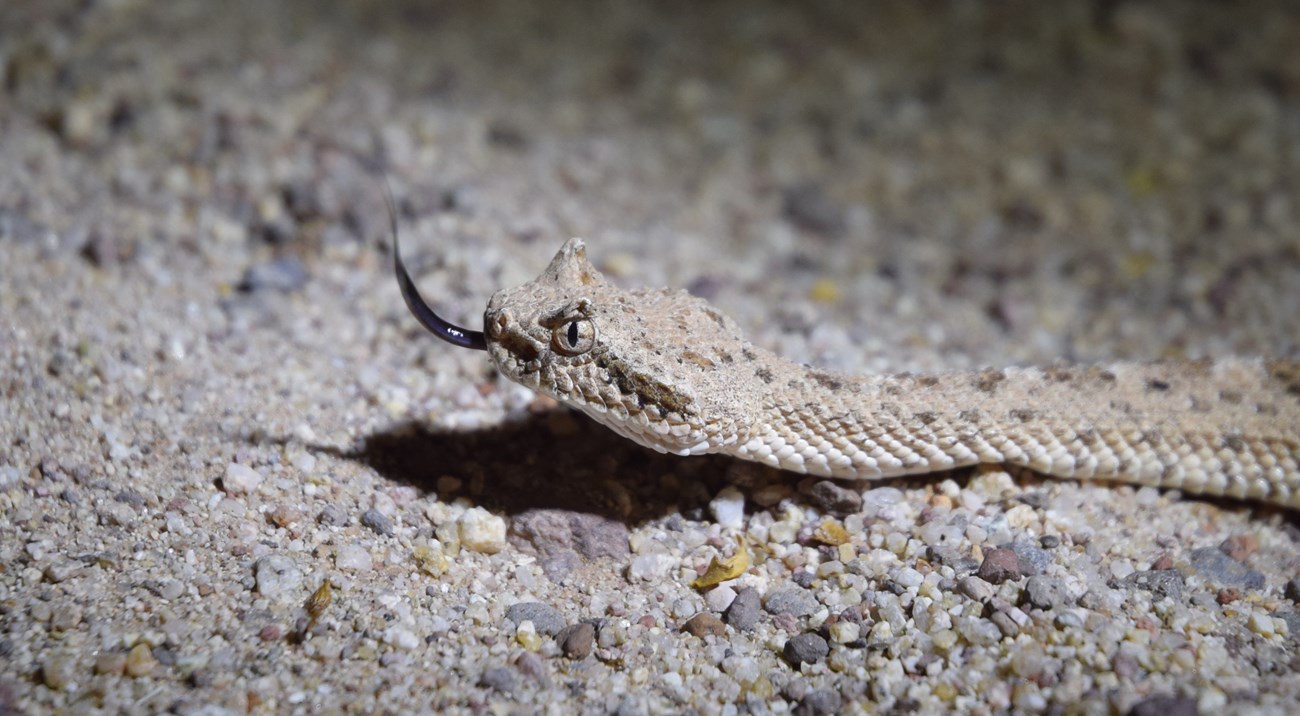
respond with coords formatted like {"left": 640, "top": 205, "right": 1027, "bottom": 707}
{"left": 552, "top": 317, "right": 596, "bottom": 356}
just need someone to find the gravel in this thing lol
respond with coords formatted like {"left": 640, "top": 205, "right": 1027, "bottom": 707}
{"left": 3, "top": 1, "right": 1298, "bottom": 713}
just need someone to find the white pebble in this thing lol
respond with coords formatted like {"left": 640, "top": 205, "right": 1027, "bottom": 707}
{"left": 223, "top": 462, "right": 264, "bottom": 495}
{"left": 829, "top": 621, "right": 861, "bottom": 644}
{"left": 384, "top": 626, "right": 420, "bottom": 651}
{"left": 335, "top": 544, "right": 373, "bottom": 571}
{"left": 458, "top": 508, "right": 507, "bottom": 554}
{"left": 1247, "top": 611, "right": 1275, "bottom": 637}
{"left": 705, "top": 585, "right": 738, "bottom": 612}
{"left": 709, "top": 486, "right": 746, "bottom": 529}
{"left": 254, "top": 555, "right": 302, "bottom": 602}
{"left": 628, "top": 553, "right": 676, "bottom": 582}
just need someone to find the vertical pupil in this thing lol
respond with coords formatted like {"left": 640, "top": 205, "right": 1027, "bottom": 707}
{"left": 567, "top": 321, "right": 580, "bottom": 347}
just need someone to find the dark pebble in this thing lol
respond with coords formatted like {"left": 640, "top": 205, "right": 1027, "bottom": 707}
{"left": 725, "top": 587, "right": 761, "bottom": 631}
{"left": 809, "top": 481, "right": 862, "bottom": 515}
{"left": 781, "top": 182, "right": 846, "bottom": 238}
{"left": 1128, "top": 694, "right": 1197, "bottom": 716}
{"left": 791, "top": 570, "right": 816, "bottom": 589}
{"left": 514, "top": 652, "right": 549, "bottom": 687}
{"left": 479, "top": 666, "right": 516, "bottom": 693}
{"left": 783, "top": 633, "right": 830, "bottom": 666}
{"left": 1114, "top": 569, "right": 1186, "bottom": 599}
{"left": 360, "top": 509, "right": 394, "bottom": 536}
{"left": 977, "top": 547, "right": 1024, "bottom": 584}
{"left": 795, "top": 688, "right": 842, "bottom": 715}
{"left": 556, "top": 623, "right": 595, "bottom": 659}
{"left": 1188, "top": 547, "right": 1265, "bottom": 590}
{"left": 1284, "top": 577, "right": 1300, "bottom": 603}
{"left": 506, "top": 602, "right": 565, "bottom": 636}
{"left": 1038, "top": 534, "right": 1061, "bottom": 549}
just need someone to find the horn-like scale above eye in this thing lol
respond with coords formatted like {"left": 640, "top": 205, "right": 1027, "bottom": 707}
{"left": 552, "top": 317, "right": 597, "bottom": 356}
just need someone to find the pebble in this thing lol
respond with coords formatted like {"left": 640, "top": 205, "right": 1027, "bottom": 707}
{"left": 94, "top": 651, "right": 127, "bottom": 676}
{"left": 725, "top": 587, "right": 762, "bottom": 631}
{"left": 360, "top": 509, "right": 394, "bottom": 536}
{"left": 238, "top": 257, "right": 309, "bottom": 293}
{"left": 1115, "top": 569, "right": 1186, "bottom": 599}
{"left": 705, "top": 584, "right": 737, "bottom": 612}
{"left": 125, "top": 643, "right": 157, "bottom": 678}
{"left": 828, "top": 621, "right": 860, "bottom": 644}
{"left": 253, "top": 554, "right": 303, "bottom": 602}
{"left": 628, "top": 553, "right": 676, "bottom": 582}
{"left": 783, "top": 633, "right": 830, "bottom": 666}
{"left": 957, "top": 576, "right": 996, "bottom": 603}
{"left": 506, "top": 602, "right": 565, "bottom": 636}
{"left": 809, "top": 481, "right": 862, "bottom": 515}
{"left": 796, "top": 688, "right": 843, "bottom": 715}
{"left": 41, "top": 653, "right": 77, "bottom": 690}
{"left": 1286, "top": 577, "right": 1300, "bottom": 603}
{"left": 335, "top": 544, "right": 373, "bottom": 571}
{"left": 222, "top": 462, "right": 263, "bottom": 495}
{"left": 317, "top": 504, "right": 348, "bottom": 526}
{"left": 1129, "top": 695, "right": 1197, "bottom": 716}
{"left": 976, "top": 547, "right": 1024, "bottom": 584}
{"left": 1024, "top": 576, "right": 1069, "bottom": 610}
{"left": 681, "top": 612, "right": 726, "bottom": 638}
{"left": 709, "top": 486, "right": 746, "bottom": 529}
{"left": 1008, "top": 542, "right": 1050, "bottom": 576}
{"left": 764, "top": 584, "right": 819, "bottom": 617}
{"left": 458, "top": 507, "right": 507, "bottom": 554}
{"left": 479, "top": 666, "right": 517, "bottom": 693}
{"left": 1188, "top": 547, "right": 1265, "bottom": 590}
{"left": 556, "top": 623, "right": 595, "bottom": 659}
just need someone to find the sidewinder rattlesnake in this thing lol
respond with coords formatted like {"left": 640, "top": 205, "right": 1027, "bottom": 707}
{"left": 395, "top": 229, "right": 1300, "bottom": 510}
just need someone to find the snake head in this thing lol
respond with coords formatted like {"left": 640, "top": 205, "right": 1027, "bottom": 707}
{"left": 483, "top": 239, "right": 754, "bottom": 455}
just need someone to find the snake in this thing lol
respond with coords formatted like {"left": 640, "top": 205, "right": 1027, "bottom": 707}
{"left": 394, "top": 221, "right": 1300, "bottom": 510}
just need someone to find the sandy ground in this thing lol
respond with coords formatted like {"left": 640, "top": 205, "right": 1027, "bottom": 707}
{"left": 2, "top": 1, "right": 1299, "bottom": 713}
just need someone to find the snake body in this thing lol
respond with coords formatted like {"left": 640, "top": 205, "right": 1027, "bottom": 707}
{"left": 405, "top": 236, "right": 1300, "bottom": 509}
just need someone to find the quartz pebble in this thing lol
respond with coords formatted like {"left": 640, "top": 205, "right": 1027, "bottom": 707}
{"left": 458, "top": 507, "right": 507, "bottom": 554}
{"left": 709, "top": 486, "right": 746, "bottom": 529}
{"left": 254, "top": 555, "right": 303, "bottom": 602}
{"left": 222, "top": 462, "right": 263, "bottom": 495}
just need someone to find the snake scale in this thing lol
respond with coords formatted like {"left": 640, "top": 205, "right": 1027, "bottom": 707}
{"left": 396, "top": 230, "right": 1300, "bottom": 510}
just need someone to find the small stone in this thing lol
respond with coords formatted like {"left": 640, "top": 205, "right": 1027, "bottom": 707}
{"left": 479, "top": 666, "right": 517, "bottom": 693}
{"left": 125, "top": 643, "right": 157, "bottom": 678}
{"left": 515, "top": 652, "right": 549, "bottom": 687}
{"left": 238, "top": 257, "right": 309, "bottom": 293}
{"left": 317, "top": 504, "right": 348, "bottom": 526}
{"left": 1115, "top": 569, "right": 1186, "bottom": 599}
{"left": 360, "top": 509, "right": 394, "bottom": 537}
{"left": 705, "top": 584, "right": 737, "bottom": 612}
{"left": 957, "top": 576, "right": 996, "bottom": 603}
{"left": 1038, "top": 534, "right": 1061, "bottom": 549}
{"left": 43, "top": 561, "right": 82, "bottom": 583}
{"left": 809, "top": 481, "right": 862, "bottom": 515}
{"left": 385, "top": 626, "right": 420, "bottom": 651}
{"left": 458, "top": 507, "right": 507, "bottom": 554}
{"left": 796, "top": 688, "right": 842, "bottom": 715}
{"left": 1008, "top": 542, "right": 1050, "bottom": 576}
{"left": 782, "top": 181, "right": 846, "bottom": 238}
{"left": 1285, "top": 577, "right": 1300, "bottom": 603}
{"left": 1129, "top": 695, "right": 1197, "bottom": 716}
{"left": 709, "top": 486, "right": 746, "bottom": 529}
{"left": 506, "top": 602, "right": 564, "bottom": 636}
{"left": 94, "top": 651, "right": 127, "bottom": 676}
{"left": 681, "top": 613, "right": 726, "bottom": 638}
{"left": 828, "top": 621, "right": 860, "bottom": 644}
{"left": 222, "top": 462, "right": 263, "bottom": 495}
{"left": 556, "top": 623, "right": 595, "bottom": 659}
{"left": 1188, "top": 547, "right": 1265, "bottom": 590}
{"left": 335, "top": 544, "right": 373, "bottom": 571}
{"left": 1219, "top": 534, "right": 1259, "bottom": 561}
{"left": 977, "top": 547, "right": 1024, "bottom": 584}
{"left": 764, "top": 584, "right": 819, "bottom": 617}
{"left": 726, "top": 587, "right": 761, "bottom": 631}
{"left": 628, "top": 553, "right": 675, "bottom": 581}
{"left": 41, "top": 653, "right": 77, "bottom": 690}
{"left": 783, "top": 633, "right": 829, "bottom": 666}
{"left": 1025, "top": 576, "right": 1069, "bottom": 610}
{"left": 253, "top": 554, "right": 303, "bottom": 602}
{"left": 1247, "top": 611, "right": 1276, "bottom": 637}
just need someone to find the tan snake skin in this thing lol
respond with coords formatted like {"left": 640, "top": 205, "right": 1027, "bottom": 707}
{"left": 478, "top": 239, "right": 1300, "bottom": 509}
